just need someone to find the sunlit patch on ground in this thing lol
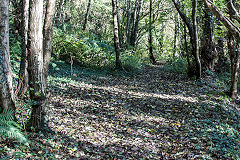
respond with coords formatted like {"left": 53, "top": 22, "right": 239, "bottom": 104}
{"left": 45, "top": 65, "right": 240, "bottom": 159}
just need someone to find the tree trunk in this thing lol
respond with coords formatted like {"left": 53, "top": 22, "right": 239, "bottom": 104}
{"left": 172, "top": 0, "right": 201, "bottom": 78}
{"left": 215, "top": 21, "right": 226, "bottom": 73}
{"left": 184, "top": 23, "right": 191, "bottom": 70}
{"left": 148, "top": 0, "right": 156, "bottom": 64}
{"left": 228, "top": 0, "right": 240, "bottom": 24}
{"left": 83, "top": 0, "right": 91, "bottom": 30}
{"left": 27, "top": 0, "right": 46, "bottom": 131}
{"left": 173, "top": 14, "right": 178, "bottom": 57}
{"left": 200, "top": 0, "right": 240, "bottom": 43}
{"left": 200, "top": 1, "right": 216, "bottom": 71}
{"left": 0, "top": 0, "right": 16, "bottom": 113}
{"left": 227, "top": 0, "right": 239, "bottom": 100}
{"left": 202, "top": 0, "right": 240, "bottom": 100}
{"left": 18, "top": 0, "right": 29, "bottom": 96}
{"left": 43, "top": 0, "right": 57, "bottom": 83}
{"left": 192, "top": 0, "right": 201, "bottom": 79}
{"left": 112, "top": 0, "right": 122, "bottom": 69}
{"left": 228, "top": 33, "right": 239, "bottom": 100}
{"left": 117, "top": 1, "right": 123, "bottom": 48}
{"left": 126, "top": 0, "right": 131, "bottom": 47}
{"left": 178, "top": 14, "right": 181, "bottom": 56}
{"left": 130, "top": 0, "right": 143, "bottom": 47}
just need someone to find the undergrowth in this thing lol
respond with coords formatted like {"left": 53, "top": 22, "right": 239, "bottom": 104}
{"left": 0, "top": 109, "right": 28, "bottom": 145}
{"left": 163, "top": 57, "right": 188, "bottom": 74}
{"left": 52, "top": 26, "right": 145, "bottom": 71}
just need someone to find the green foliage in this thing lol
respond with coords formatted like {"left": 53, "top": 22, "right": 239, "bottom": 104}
{"left": 9, "top": 34, "right": 21, "bottom": 60}
{"left": 0, "top": 109, "right": 28, "bottom": 145}
{"left": 53, "top": 27, "right": 145, "bottom": 72}
{"left": 121, "top": 49, "right": 146, "bottom": 72}
{"left": 218, "top": 72, "right": 231, "bottom": 86}
{"left": 163, "top": 57, "right": 188, "bottom": 74}
{"left": 53, "top": 27, "right": 114, "bottom": 68}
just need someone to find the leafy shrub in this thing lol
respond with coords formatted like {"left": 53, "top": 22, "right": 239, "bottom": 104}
{"left": 53, "top": 27, "right": 146, "bottom": 71}
{"left": 163, "top": 57, "right": 188, "bottom": 74}
{"left": 53, "top": 27, "right": 114, "bottom": 68}
{"left": 121, "top": 50, "right": 145, "bottom": 72}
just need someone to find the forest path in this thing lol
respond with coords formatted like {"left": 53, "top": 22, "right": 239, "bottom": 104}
{"left": 43, "top": 64, "right": 240, "bottom": 159}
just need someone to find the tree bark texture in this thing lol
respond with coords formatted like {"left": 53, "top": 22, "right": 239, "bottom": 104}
{"left": 112, "top": 0, "right": 122, "bottom": 69}
{"left": 227, "top": 0, "right": 239, "bottom": 100}
{"left": 27, "top": 0, "right": 46, "bottom": 131}
{"left": 130, "top": 0, "right": 143, "bottom": 47}
{"left": 126, "top": 0, "right": 131, "bottom": 47}
{"left": 172, "top": 0, "right": 201, "bottom": 78}
{"left": 173, "top": 14, "right": 178, "bottom": 57}
{"left": 18, "top": 0, "right": 29, "bottom": 96}
{"left": 148, "top": 0, "right": 156, "bottom": 64}
{"left": 192, "top": 0, "right": 201, "bottom": 79}
{"left": 200, "top": 1, "right": 217, "bottom": 70}
{"left": 83, "top": 0, "right": 91, "bottom": 30}
{"left": 43, "top": 0, "right": 57, "bottom": 83}
{"left": 117, "top": 1, "right": 123, "bottom": 48}
{"left": 0, "top": 0, "right": 16, "bottom": 112}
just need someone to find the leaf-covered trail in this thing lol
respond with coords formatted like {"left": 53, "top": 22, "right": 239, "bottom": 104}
{"left": 38, "top": 65, "right": 240, "bottom": 159}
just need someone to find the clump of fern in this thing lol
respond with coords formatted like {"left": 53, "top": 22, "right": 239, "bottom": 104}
{"left": 0, "top": 109, "right": 28, "bottom": 145}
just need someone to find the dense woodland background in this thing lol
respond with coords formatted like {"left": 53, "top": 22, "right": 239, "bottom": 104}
{"left": 0, "top": 0, "right": 240, "bottom": 159}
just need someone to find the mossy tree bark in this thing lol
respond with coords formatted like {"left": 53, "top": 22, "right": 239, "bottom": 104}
{"left": 27, "top": 0, "right": 46, "bottom": 131}
{"left": 0, "top": 0, "right": 16, "bottom": 113}
{"left": 201, "top": 0, "right": 240, "bottom": 100}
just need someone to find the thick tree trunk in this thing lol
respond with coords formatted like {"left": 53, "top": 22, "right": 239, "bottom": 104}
{"left": 227, "top": 0, "right": 239, "bottom": 100}
{"left": 200, "top": 0, "right": 240, "bottom": 99}
{"left": 112, "top": 0, "right": 122, "bottom": 69}
{"left": 148, "top": 0, "right": 156, "bottom": 64}
{"left": 43, "top": 0, "right": 57, "bottom": 83}
{"left": 201, "top": 1, "right": 216, "bottom": 70}
{"left": 228, "top": 33, "right": 239, "bottom": 100}
{"left": 27, "top": 0, "right": 46, "bottom": 131}
{"left": 192, "top": 0, "right": 201, "bottom": 79}
{"left": 0, "top": 0, "right": 16, "bottom": 113}
{"left": 18, "top": 0, "right": 29, "bottom": 96}
{"left": 83, "top": 0, "right": 91, "bottom": 30}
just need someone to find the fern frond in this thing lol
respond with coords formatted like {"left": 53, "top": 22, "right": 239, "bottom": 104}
{"left": 0, "top": 109, "right": 29, "bottom": 145}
